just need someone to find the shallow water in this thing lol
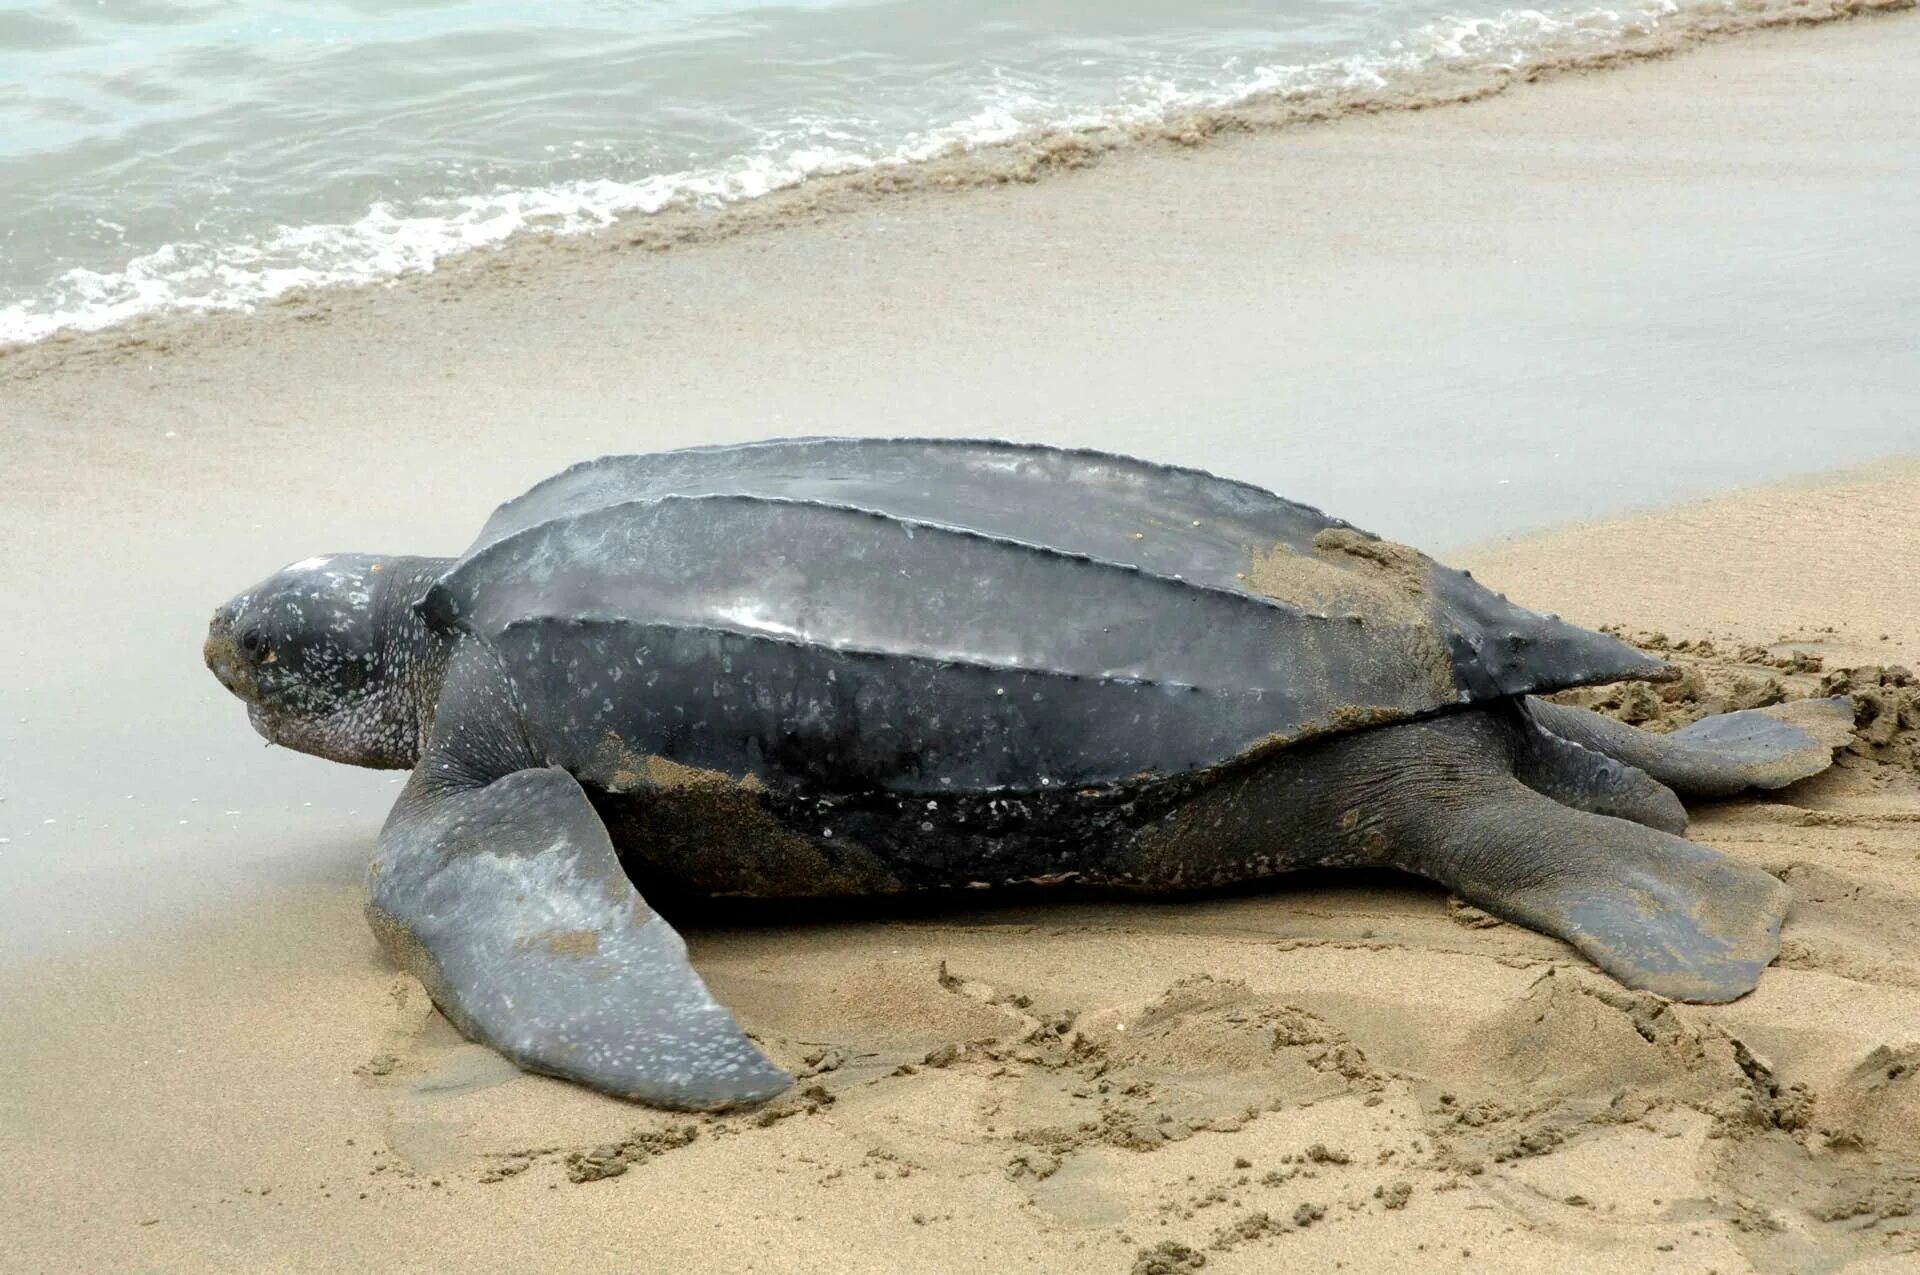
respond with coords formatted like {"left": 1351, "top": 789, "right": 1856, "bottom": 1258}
{"left": 0, "top": 0, "right": 1807, "bottom": 342}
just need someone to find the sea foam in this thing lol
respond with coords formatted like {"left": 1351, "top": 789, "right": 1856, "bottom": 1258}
{"left": 0, "top": 0, "right": 1892, "bottom": 347}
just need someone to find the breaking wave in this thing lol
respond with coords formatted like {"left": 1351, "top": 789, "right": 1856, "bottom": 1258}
{"left": 0, "top": 0, "right": 1899, "bottom": 347}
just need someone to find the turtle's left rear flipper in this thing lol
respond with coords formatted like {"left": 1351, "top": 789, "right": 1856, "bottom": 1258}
{"left": 1409, "top": 778, "right": 1790, "bottom": 1003}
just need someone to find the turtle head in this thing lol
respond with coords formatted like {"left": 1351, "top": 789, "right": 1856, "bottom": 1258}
{"left": 206, "top": 553, "right": 454, "bottom": 769}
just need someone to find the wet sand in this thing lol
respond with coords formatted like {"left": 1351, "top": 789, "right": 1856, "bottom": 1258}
{"left": 4, "top": 12, "right": 1920, "bottom": 1274}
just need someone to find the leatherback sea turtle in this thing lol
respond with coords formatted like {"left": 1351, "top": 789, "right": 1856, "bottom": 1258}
{"left": 205, "top": 438, "right": 1851, "bottom": 1108}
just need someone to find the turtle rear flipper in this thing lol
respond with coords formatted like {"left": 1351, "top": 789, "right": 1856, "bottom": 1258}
{"left": 1412, "top": 780, "right": 1789, "bottom": 1003}
{"left": 370, "top": 650, "right": 790, "bottom": 1108}
{"left": 1511, "top": 710, "right": 1688, "bottom": 834}
{"left": 1524, "top": 696, "right": 1854, "bottom": 799}
{"left": 1323, "top": 713, "right": 1788, "bottom": 1003}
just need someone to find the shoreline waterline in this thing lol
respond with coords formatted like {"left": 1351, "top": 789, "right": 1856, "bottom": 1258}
{"left": 2, "top": 0, "right": 1910, "bottom": 356}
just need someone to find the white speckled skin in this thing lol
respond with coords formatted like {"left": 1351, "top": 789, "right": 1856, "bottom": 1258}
{"left": 206, "top": 554, "right": 452, "bottom": 769}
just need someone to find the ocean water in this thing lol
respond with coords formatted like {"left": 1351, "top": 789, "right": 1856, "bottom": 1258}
{"left": 0, "top": 0, "right": 1841, "bottom": 344}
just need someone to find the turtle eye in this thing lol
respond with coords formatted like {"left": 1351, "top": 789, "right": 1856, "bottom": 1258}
{"left": 240, "top": 627, "right": 272, "bottom": 661}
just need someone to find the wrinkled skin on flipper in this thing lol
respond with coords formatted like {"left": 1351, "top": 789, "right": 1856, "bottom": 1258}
{"left": 369, "top": 645, "right": 790, "bottom": 1108}
{"left": 1310, "top": 710, "right": 1790, "bottom": 1003}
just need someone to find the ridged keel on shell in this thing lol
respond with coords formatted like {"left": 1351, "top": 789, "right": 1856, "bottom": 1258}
{"left": 425, "top": 439, "right": 1668, "bottom": 794}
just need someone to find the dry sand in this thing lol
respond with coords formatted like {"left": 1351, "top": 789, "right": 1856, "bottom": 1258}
{"left": 4, "top": 12, "right": 1920, "bottom": 1275}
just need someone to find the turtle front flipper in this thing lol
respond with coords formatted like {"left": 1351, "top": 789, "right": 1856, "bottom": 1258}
{"left": 1523, "top": 696, "right": 1855, "bottom": 799}
{"left": 369, "top": 649, "right": 790, "bottom": 1108}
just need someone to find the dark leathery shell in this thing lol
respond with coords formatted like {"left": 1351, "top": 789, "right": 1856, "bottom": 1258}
{"left": 425, "top": 438, "right": 1666, "bottom": 795}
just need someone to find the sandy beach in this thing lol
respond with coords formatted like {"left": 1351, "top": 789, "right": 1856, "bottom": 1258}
{"left": 3, "top": 10, "right": 1919, "bottom": 1274}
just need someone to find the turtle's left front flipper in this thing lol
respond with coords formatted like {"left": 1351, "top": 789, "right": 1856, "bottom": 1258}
{"left": 368, "top": 649, "right": 790, "bottom": 1108}
{"left": 371, "top": 767, "right": 790, "bottom": 1107}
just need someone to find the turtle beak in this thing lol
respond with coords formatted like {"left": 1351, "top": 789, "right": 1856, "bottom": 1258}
{"left": 204, "top": 606, "right": 257, "bottom": 701}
